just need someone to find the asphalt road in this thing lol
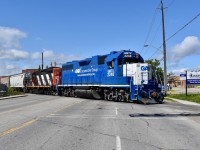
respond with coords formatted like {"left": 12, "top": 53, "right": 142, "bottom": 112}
{"left": 0, "top": 94, "right": 200, "bottom": 150}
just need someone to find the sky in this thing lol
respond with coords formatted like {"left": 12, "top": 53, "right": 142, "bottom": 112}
{"left": 0, "top": 0, "right": 200, "bottom": 76}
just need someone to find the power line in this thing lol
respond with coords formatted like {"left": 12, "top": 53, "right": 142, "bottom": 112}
{"left": 147, "top": 45, "right": 162, "bottom": 60}
{"left": 147, "top": 11, "right": 200, "bottom": 60}
{"left": 166, "top": 12, "right": 200, "bottom": 42}
{"left": 144, "top": 0, "right": 175, "bottom": 59}
{"left": 140, "top": 2, "right": 160, "bottom": 54}
{"left": 143, "top": 22, "right": 162, "bottom": 59}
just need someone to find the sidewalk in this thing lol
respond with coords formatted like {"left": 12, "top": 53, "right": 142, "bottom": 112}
{"left": 0, "top": 94, "right": 28, "bottom": 100}
{"left": 166, "top": 97, "right": 200, "bottom": 106}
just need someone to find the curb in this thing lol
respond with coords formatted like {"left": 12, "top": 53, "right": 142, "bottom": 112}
{"left": 166, "top": 97, "right": 200, "bottom": 106}
{"left": 0, "top": 94, "right": 28, "bottom": 100}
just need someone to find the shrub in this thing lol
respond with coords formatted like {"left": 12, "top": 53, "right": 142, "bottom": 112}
{"left": 3, "top": 87, "right": 23, "bottom": 96}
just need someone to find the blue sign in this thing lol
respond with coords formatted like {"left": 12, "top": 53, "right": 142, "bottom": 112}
{"left": 187, "top": 79, "right": 200, "bottom": 84}
{"left": 180, "top": 74, "right": 186, "bottom": 77}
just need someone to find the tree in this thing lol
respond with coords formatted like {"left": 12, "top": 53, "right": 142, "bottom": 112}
{"left": 167, "top": 72, "right": 177, "bottom": 87}
{"left": 145, "top": 59, "right": 164, "bottom": 84}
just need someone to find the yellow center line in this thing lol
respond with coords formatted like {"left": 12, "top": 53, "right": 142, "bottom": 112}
{"left": 0, "top": 100, "right": 83, "bottom": 138}
{"left": 0, "top": 118, "right": 38, "bottom": 138}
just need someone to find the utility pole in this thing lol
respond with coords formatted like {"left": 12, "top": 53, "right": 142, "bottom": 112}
{"left": 161, "top": 0, "right": 167, "bottom": 94}
{"left": 42, "top": 52, "right": 44, "bottom": 70}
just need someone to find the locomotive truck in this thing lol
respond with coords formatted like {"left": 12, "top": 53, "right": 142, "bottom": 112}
{"left": 9, "top": 50, "right": 164, "bottom": 104}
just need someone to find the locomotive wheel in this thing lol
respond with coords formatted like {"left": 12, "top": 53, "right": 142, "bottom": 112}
{"left": 156, "top": 94, "right": 164, "bottom": 104}
{"left": 117, "top": 95, "right": 123, "bottom": 102}
{"left": 104, "top": 95, "right": 108, "bottom": 100}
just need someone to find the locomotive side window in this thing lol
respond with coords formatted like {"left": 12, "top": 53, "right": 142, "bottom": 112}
{"left": 98, "top": 55, "right": 107, "bottom": 65}
{"left": 63, "top": 64, "right": 73, "bottom": 71}
{"left": 108, "top": 61, "right": 114, "bottom": 69}
{"left": 79, "top": 60, "right": 91, "bottom": 66}
{"left": 118, "top": 58, "right": 122, "bottom": 67}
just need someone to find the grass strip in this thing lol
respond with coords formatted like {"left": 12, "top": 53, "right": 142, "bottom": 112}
{"left": 164, "top": 97, "right": 177, "bottom": 103}
{"left": 168, "top": 94, "right": 200, "bottom": 104}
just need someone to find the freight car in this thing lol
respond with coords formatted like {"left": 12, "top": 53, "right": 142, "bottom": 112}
{"left": 9, "top": 67, "right": 61, "bottom": 94}
{"left": 57, "top": 50, "right": 164, "bottom": 103}
{"left": 10, "top": 73, "right": 26, "bottom": 91}
{"left": 24, "top": 67, "right": 61, "bottom": 95}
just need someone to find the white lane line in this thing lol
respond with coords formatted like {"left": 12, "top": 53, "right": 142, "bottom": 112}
{"left": 116, "top": 136, "right": 121, "bottom": 150}
{"left": 115, "top": 107, "right": 118, "bottom": 115}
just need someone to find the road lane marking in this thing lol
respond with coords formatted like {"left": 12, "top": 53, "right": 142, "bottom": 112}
{"left": 0, "top": 118, "right": 38, "bottom": 138}
{"left": 0, "top": 100, "right": 83, "bottom": 138}
{"left": 46, "top": 115, "right": 116, "bottom": 119}
{"left": 115, "top": 107, "right": 118, "bottom": 115}
{"left": 116, "top": 136, "right": 121, "bottom": 150}
{"left": 50, "top": 100, "right": 83, "bottom": 115}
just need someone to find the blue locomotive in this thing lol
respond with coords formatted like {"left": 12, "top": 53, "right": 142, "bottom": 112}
{"left": 58, "top": 50, "right": 164, "bottom": 103}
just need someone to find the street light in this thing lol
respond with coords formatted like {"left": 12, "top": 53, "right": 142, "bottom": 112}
{"left": 144, "top": 44, "right": 162, "bottom": 52}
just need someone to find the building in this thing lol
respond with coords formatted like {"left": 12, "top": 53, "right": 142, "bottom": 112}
{"left": 0, "top": 76, "right": 10, "bottom": 87}
{"left": 22, "top": 69, "right": 38, "bottom": 73}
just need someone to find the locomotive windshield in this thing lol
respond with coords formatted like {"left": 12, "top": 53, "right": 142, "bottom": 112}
{"left": 123, "top": 52, "right": 144, "bottom": 64}
{"left": 124, "top": 58, "right": 141, "bottom": 64}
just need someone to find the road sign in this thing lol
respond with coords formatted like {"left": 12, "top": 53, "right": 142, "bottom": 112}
{"left": 187, "top": 71, "right": 200, "bottom": 84}
{"left": 180, "top": 74, "right": 186, "bottom": 81}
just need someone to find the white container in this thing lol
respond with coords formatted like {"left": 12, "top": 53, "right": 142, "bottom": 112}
{"left": 10, "top": 73, "right": 25, "bottom": 88}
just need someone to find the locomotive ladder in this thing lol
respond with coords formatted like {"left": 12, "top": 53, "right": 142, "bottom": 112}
{"left": 130, "top": 74, "right": 138, "bottom": 100}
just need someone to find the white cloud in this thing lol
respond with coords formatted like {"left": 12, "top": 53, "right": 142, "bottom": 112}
{"left": 170, "top": 36, "right": 200, "bottom": 62}
{"left": 32, "top": 52, "right": 40, "bottom": 59}
{"left": 0, "top": 62, "right": 22, "bottom": 75}
{"left": 0, "top": 49, "right": 29, "bottom": 60}
{"left": 0, "top": 26, "right": 28, "bottom": 61}
{"left": 172, "top": 68, "right": 189, "bottom": 74}
{"left": 32, "top": 50, "right": 54, "bottom": 60}
{"left": 0, "top": 26, "right": 27, "bottom": 49}
{"left": 0, "top": 26, "right": 80, "bottom": 75}
{"left": 32, "top": 49, "right": 79, "bottom": 64}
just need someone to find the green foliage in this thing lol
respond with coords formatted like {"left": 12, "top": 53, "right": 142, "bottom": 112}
{"left": 145, "top": 59, "right": 164, "bottom": 84}
{"left": 3, "top": 87, "right": 23, "bottom": 96}
{"left": 168, "top": 94, "right": 200, "bottom": 104}
{"left": 167, "top": 72, "right": 177, "bottom": 86}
